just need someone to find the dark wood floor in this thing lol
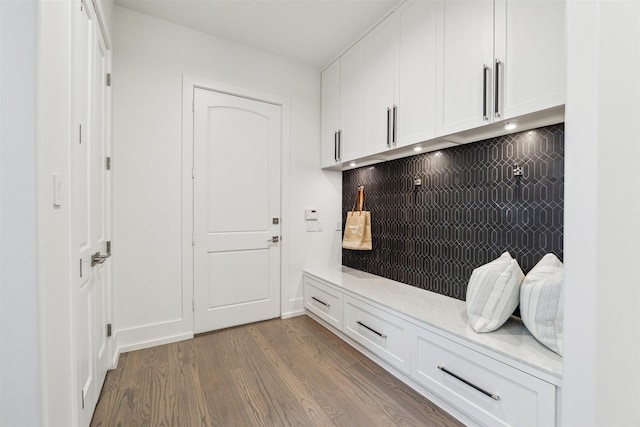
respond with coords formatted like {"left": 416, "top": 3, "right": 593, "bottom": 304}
{"left": 91, "top": 316, "right": 463, "bottom": 427}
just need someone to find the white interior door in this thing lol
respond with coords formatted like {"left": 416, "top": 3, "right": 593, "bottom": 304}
{"left": 75, "top": 1, "right": 112, "bottom": 425}
{"left": 92, "top": 14, "right": 111, "bottom": 395}
{"left": 193, "top": 88, "right": 281, "bottom": 333}
{"left": 75, "top": 3, "right": 96, "bottom": 423}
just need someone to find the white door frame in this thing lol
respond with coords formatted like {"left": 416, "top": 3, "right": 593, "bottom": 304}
{"left": 181, "top": 75, "right": 290, "bottom": 331}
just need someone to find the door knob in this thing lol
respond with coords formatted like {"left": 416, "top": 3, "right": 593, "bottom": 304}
{"left": 91, "top": 252, "right": 111, "bottom": 267}
{"left": 267, "top": 236, "right": 279, "bottom": 243}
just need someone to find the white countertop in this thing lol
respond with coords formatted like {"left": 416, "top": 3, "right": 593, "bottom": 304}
{"left": 303, "top": 265, "right": 562, "bottom": 381}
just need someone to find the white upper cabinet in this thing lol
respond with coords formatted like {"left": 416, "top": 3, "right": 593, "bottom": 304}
{"left": 340, "top": 39, "right": 365, "bottom": 163}
{"left": 436, "top": 0, "right": 566, "bottom": 136}
{"left": 320, "top": 60, "right": 341, "bottom": 168}
{"left": 363, "top": 14, "right": 400, "bottom": 156}
{"left": 436, "top": 0, "right": 495, "bottom": 136}
{"left": 362, "top": 0, "right": 441, "bottom": 154}
{"left": 396, "top": 0, "right": 440, "bottom": 147}
{"left": 493, "top": 0, "right": 566, "bottom": 121}
{"left": 319, "top": 0, "right": 566, "bottom": 169}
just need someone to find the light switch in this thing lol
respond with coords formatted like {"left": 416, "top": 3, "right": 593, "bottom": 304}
{"left": 53, "top": 173, "right": 62, "bottom": 207}
{"left": 306, "top": 222, "right": 317, "bottom": 232}
{"left": 317, "top": 222, "right": 324, "bottom": 232}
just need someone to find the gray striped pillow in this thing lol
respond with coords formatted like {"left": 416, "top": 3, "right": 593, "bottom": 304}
{"left": 520, "top": 254, "right": 564, "bottom": 355}
{"left": 466, "top": 252, "right": 525, "bottom": 333}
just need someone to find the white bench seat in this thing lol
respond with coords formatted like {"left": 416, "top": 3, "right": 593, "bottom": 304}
{"left": 303, "top": 266, "right": 562, "bottom": 427}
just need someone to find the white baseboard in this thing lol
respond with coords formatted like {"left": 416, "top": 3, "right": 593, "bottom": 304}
{"left": 110, "top": 342, "right": 120, "bottom": 369}
{"left": 116, "top": 318, "right": 194, "bottom": 353}
{"left": 119, "top": 332, "right": 193, "bottom": 353}
{"left": 281, "top": 308, "right": 305, "bottom": 319}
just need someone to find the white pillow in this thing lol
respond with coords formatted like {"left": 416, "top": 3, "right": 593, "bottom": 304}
{"left": 520, "top": 254, "right": 564, "bottom": 355}
{"left": 466, "top": 252, "right": 525, "bottom": 333}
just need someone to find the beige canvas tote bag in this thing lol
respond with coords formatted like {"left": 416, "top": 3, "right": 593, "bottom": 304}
{"left": 342, "top": 186, "right": 372, "bottom": 250}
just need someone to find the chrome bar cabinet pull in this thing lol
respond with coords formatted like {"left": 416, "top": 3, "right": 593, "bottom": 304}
{"left": 495, "top": 59, "right": 502, "bottom": 118}
{"left": 392, "top": 105, "right": 397, "bottom": 145}
{"left": 356, "top": 320, "right": 387, "bottom": 338}
{"left": 438, "top": 365, "right": 500, "bottom": 401}
{"left": 482, "top": 64, "right": 489, "bottom": 121}
{"left": 311, "top": 296, "right": 330, "bottom": 308}
{"left": 386, "top": 107, "right": 392, "bottom": 147}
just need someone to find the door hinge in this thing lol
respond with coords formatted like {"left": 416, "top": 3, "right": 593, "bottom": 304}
{"left": 192, "top": 299, "right": 194, "bottom": 312}
{"left": 79, "top": 258, "right": 83, "bottom": 277}
{"left": 106, "top": 240, "right": 112, "bottom": 255}
{"left": 79, "top": 124, "right": 82, "bottom": 144}
{"left": 192, "top": 233, "right": 195, "bottom": 246}
{"left": 107, "top": 323, "right": 112, "bottom": 337}
{"left": 192, "top": 98, "right": 195, "bottom": 112}
{"left": 192, "top": 166, "right": 195, "bottom": 179}
{"left": 106, "top": 73, "right": 112, "bottom": 87}
{"left": 106, "top": 157, "right": 112, "bottom": 170}
{"left": 81, "top": 389, "right": 85, "bottom": 409}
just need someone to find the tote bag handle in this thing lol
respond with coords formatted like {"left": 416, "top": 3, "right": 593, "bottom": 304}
{"left": 350, "top": 186, "right": 366, "bottom": 213}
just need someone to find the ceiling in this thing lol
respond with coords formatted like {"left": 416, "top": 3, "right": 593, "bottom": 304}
{"left": 115, "top": 0, "right": 401, "bottom": 68}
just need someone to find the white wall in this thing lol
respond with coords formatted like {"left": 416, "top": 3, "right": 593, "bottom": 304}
{"left": 563, "top": 1, "right": 640, "bottom": 426}
{"left": 36, "top": 1, "right": 75, "bottom": 424}
{"left": 0, "top": 0, "right": 41, "bottom": 425}
{"left": 112, "top": 6, "right": 341, "bottom": 351}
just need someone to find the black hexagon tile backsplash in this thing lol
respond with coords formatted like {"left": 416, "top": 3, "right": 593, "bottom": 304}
{"left": 342, "top": 124, "right": 564, "bottom": 301}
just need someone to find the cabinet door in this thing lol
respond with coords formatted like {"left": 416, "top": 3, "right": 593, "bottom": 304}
{"left": 321, "top": 60, "right": 341, "bottom": 168}
{"left": 494, "top": 0, "right": 565, "bottom": 121}
{"left": 363, "top": 13, "right": 399, "bottom": 156}
{"left": 303, "top": 277, "right": 344, "bottom": 331}
{"left": 412, "top": 326, "right": 557, "bottom": 426}
{"left": 437, "top": 0, "right": 494, "bottom": 136}
{"left": 396, "top": 0, "right": 440, "bottom": 147}
{"left": 340, "top": 40, "right": 365, "bottom": 162}
{"left": 344, "top": 295, "right": 411, "bottom": 374}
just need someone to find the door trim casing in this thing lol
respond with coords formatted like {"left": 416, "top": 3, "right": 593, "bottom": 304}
{"left": 181, "top": 75, "right": 291, "bottom": 332}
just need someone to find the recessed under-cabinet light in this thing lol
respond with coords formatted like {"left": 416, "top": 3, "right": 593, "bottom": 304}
{"left": 350, "top": 162, "right": 356, "bottom": 167}
{"left": 505, "top": 122, "right": 517, "bottom": 131}
{"left": 414, "top": 145, "right": 422, "bottom": 152}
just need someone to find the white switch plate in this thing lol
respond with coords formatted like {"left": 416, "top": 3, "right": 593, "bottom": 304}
{"left": 53, "top": 173, "right": 62, "bottom": 207}
{"left": 306, "top": 222, "right": 317, "bottom": 232}
{"left": 317, "top": 221, "right": 324, "bottom": 232}
{"left": 305, "top": 209, "right": 319, "bottom": 220}
{"left": 336, "top": 221, "right": 342, "bottom": 231}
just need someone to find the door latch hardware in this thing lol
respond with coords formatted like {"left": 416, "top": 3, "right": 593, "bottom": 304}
{"left": 91, "top": 252, "right": 111, "bottom": 267}
{"left": 268, "top": 236, "right": 279, "bottom": 243}
{"left": 272, "top": 218, "right": 279, "bottom": 224}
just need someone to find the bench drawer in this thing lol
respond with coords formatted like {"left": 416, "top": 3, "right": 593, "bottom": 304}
{"left": 412, "top": 327, "right": 556, "bottom": 427}
{"left": 344, "top": 295, "right": 411, "bottom": 374}
{"left": 303, "top": 277, "right": 343, "bottom": 330}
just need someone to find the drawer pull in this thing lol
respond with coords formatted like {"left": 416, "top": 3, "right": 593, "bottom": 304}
{"left": 437, "top": 366, "right": 500, "bottom": 401}
{"left": 356, "top": 321, "right": 387, "bottom": 339}
{"left": 311, "top": 296, "right": 330, "bottom": 308}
